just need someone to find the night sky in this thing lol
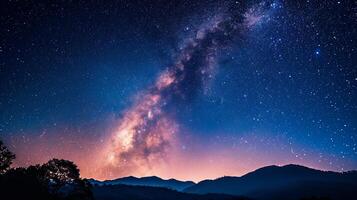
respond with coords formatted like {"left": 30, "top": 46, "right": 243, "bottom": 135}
{"left": 1, "top": 0, "right": 356, "bottom": 182}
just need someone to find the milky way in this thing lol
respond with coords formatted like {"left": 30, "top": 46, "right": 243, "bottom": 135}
{"left": 2, "top": 0, "right": 356, "bottom": 182}
{"left": 101, "top": 2, "right": 273, "bottom": 178}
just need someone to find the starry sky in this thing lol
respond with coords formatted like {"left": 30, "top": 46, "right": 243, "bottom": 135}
{"left": 0, "top": 0, "right": 356, "bottom": 182}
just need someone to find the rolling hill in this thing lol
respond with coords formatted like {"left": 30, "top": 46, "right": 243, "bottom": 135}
{"left": 184, "top": 164, "right": 357, "bottom": 200}
{"left": 89, "top": 176, "right": 195, "bottom": 191}
{"left": 92, "top": 184, "right": 249, "bottom": 200}
{"left": 89, "top": 164, "right": 357, "bottom": 200}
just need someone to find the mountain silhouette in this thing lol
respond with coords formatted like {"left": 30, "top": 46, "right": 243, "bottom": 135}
{"left": 89, "top": 176, "right": 195, "bottom": 191}
{"left": 92, "top": 184, "right": 249, "bottom": 200}
{"left": 184, "top": 164, "right": 357, "bottom": 200}
{"left": 89, "top": 164, "right": 357, "bottom": 199}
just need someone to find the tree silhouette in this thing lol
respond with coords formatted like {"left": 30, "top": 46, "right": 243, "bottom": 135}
{"left": 0, "top": 141, "right": 93, "bottom": 200}
{"left": 0, "top": 140, "right": 15, "bottom": 174}
{"left": 42, "top": 159, "right": 80, "bottom": 183}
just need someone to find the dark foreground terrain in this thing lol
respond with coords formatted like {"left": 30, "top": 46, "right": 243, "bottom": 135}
{"left": 91, "top": 165, "right": 357, "bottom": 200}
{"left": 92, "top": 184, "right": 249, "bottom": 200}
{"left": 184, "top": 164, "right": 357, "bottom": 200}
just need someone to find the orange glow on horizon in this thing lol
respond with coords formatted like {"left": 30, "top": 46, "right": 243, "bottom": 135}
{"left": 7, "top": 128, "right": 339, "bottom": 182}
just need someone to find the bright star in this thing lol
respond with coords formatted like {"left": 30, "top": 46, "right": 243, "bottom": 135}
{"left": 315, "top": 49, "right": 320, "bottom": 55}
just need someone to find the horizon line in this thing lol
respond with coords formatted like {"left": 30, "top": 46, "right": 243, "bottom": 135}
{"left": 87, "top": 163, "right": 357, "bottom": 183}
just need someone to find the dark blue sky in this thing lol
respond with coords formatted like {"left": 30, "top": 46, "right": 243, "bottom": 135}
{"left": 0, "top": 0, "right": 356, "bottom": 179}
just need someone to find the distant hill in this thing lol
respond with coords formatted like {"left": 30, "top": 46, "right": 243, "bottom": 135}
{"left": 184, "top": 164, "right": 357, "bottom": 200}
{"left": 88, "top": 164, "right": 357, "bottom": 200}
{"left": 92, "top": 184, "right": 249, "bottom": 200}
{"left": 89, "top": 176, "right": 195, "bottom": 191}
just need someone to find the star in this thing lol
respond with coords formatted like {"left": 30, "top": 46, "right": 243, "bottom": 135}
{"left": 315, "top": 49, "right": 320, "bottom": 55}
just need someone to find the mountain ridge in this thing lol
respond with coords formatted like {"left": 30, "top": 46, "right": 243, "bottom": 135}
{"left": 89, "top": 175, "right": 195, "bottom": 191}
{"left": 184, "top": 164, "right": 357, "bottom": 200}
{"left": 92, "top": 184, "right": 249, "bottom": 200}
{"left": 89, "top": 164, "right": 357, "bottom": 200}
